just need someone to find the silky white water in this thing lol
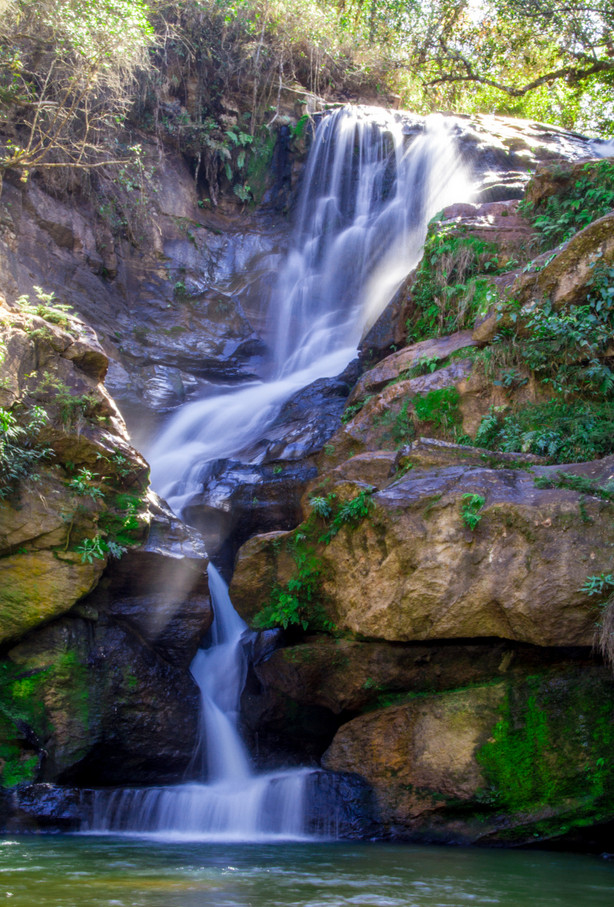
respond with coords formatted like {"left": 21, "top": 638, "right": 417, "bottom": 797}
{"left": 149, "top": 106, "right": 472, "bottom": 514}
{"left": 90, "top": 565, "right": 314, "bottom": 841}
{"left": 91, "top": 106, "right": 473, "bottom": 840}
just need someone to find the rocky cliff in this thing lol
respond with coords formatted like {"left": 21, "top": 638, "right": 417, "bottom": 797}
{"left": 0, "top": 110, "right": 612, "bottom": 845}
{"left": 230, "top": 155, "right": 614, "bottom": 846}
{"left": 0, "top": 294, "right": 211, "bottom": 791}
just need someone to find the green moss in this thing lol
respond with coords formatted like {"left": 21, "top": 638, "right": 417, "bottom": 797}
{"left": 414, "top": 387, "right": 461, "bottom": 434}
{"left": 123, "top": 668, "right": 138, "bottom": 692}
{"left": 534, "top": 471, "right": 614, "bottom": 501}
{"left": 0, "top": 647, "right": 92, "bottom": 788}
{"left": 372, "top": 401, "right": 416, "bottom": 449}
{"left": 476, "top": 672, "right": 614, "bottom": 817}
{"left": 0, "top": 662, "right": 49, "bottom": 787}
{"left": 245, "top": 129, "right": 277, "bottom": 206}
{"left": 473, "top": 263, "right": 614, "bottom": 463}
{"left": 422, "top": 493, "right": 443, "bottom": 519}
{"left": 50, "top": 651, "right": 89, "bottom": 728}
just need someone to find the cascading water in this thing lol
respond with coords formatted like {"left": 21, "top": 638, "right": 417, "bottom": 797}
{"left": 90, "top": 106, "right": 473, "bottom": 841}
{"left": 148, "top": 107, "right": 472, "bottom": 514}
{"left": 91, "top": 565, "right": 314, "bottom": 841}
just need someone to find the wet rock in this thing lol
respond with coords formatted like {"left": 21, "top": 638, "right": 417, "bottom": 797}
{"left": 256, "top": 367, "right": 360, "bottom": 463}
{"left": 183, "top": 460, "right": 316, "bottom": 571}
{"left": 304, "top": 770, "right": 380, "bottom": 839}
{"left": 86, "top": 494, "right": 211, "bottom": 669}
{"left": 240, "top": 630, "right": 592, "bottom": 773}
{"left": 304, "top": 451, "right": 398, "bottom": 502}
{"left": 458, "top": 115, "right": 594, "bottom": 180}
{"left": 0, "top": 492, "right": 209, "bottom": 788}
{"left": 323, "top": 681, "right": 505, "bottom": 838}
{"left": 320, "top": 359, "right": 477, "bottom": 470}
{"left": 7, "top": 610, "right": 201, "bottom": 786}
{"left": 0, "top": 154, "right": 289, "bottom": 428}
{"left": 0, "top": 299, "right": 209, "bottom": 784}
{"left": 0, "top": 783, "right": 93, "bottom": 832}
{"left": 359, "top": 285, "right": 408, "bottom": 363}
{"left": 182, "top": 367, "right": 360, "bottom": 566}
{"left": 429, "top": 200, "right": 533, "bottom": 265}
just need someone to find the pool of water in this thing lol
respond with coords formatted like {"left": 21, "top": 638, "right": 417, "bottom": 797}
{"left": 0, "top": 838, "right": 612, "bottom": 907}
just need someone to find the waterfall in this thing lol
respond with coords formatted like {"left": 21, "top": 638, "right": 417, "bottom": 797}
{"left": 148, "top": 107, "right": 472, "bottom": 515}
{"left": 90, "top": 565, "right": 315, "bottom": 841}
{"left": 89, "top": 106, "right": 473, "bottom": 841}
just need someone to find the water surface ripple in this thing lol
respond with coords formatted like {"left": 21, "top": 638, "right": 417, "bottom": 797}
{"left": 0, "top": 839, "right": 612, "bottom": 907}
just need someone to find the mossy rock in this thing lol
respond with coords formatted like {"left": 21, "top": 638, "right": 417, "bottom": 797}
{"left": 322, "top": 666, "right": 614, "bottom": 844}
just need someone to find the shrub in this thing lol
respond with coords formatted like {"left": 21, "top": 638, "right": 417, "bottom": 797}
{"left": 407, "top": 222, "right": 500, "bottom": 341}
{"left": 0, "top": 405, "right": 50, "bottom": 498}
{"left": 460, "top": 493, "right": 485, "bottom": 531}
{"left": 520, "top": 160, "right": 614, "bottom": 248}
{"left": 254, "top": 488, "right": 375, "bottom": 632}
{"left": 414, "top": 386, "right": 461, "bottom": 432}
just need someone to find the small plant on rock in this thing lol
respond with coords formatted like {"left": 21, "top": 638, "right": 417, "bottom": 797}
{"left": 461, "top": 493, "right": 485, "bottom": 531}
{"left": 0, "top": 405, "right": 50, "bottom": 498}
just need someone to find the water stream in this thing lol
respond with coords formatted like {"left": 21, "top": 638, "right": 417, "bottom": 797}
{"left": 92, "top": 106, "right": 474, "bottom": 839}
{"left": 149, "top": 107, "right": 472, "bottom": 513}
{"left": 91, "top": 566, "right": 315, "bottom": 841}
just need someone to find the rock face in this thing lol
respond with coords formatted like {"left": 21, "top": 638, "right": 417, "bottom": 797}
{"left": 322, "top": 668, "right": 614, "bottom": 845}
{"left": 0, "top": 161, "right": 283, "bottom": 435}
{"left": 0, "top": 497, "right": 211, "bottom": 789}
{"left": 241, "top": 633, "right": 588, "bottom": 769}
{"left": 228, "top": 150, "right": 614, "bottom": 845}
{"left": 0, "top": 295, "right": 148, "bottom": 642}
{"left": 231, "top": 453, "right": 614, "bottom": 646}
{"left": 0, "top": 300, "right": 211, "bottom": 788}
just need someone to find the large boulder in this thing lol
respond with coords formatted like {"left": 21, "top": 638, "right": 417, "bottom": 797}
{"left": 6, "top": 610, "right": 201, "bottom": 786}
{"left": 230, "top": 453, "right": 614, "bottom": 647}
{"left": 0, "top": 498, "right": 211, "bottom": 787}
{"left": 0, "top": 297, "right": 149, "bottom": 644}
{"left": 241, "top": 633, "right": 587, "bottom": 768}
{"left": 322, "top": 667, "right": 614, "bottom": 845}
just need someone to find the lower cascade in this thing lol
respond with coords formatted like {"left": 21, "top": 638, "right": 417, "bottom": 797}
{"left": 89, "top": 567, "right": 336, "bottom": 840}
{"left": 89, "top": 105, "right": 473, "bottom": 840}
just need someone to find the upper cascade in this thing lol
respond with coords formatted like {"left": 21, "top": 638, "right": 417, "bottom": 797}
{"left": 148, "top": 105, "right": 473, "bottom": 514}
{"left": 272, "top": 106, "right": 473, "bottom": 376}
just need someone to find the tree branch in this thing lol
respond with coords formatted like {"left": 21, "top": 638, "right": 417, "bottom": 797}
{"left": 428, "top": 39, "right": 614, "bottom": 96}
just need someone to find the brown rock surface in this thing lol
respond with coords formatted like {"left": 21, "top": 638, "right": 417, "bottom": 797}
{"left": 231, "top": 456, "right": 614, "bottom": 646}
{"left": 253, "top": 637, "right": 577, "bottom": 715}
{"left": 350, "top": 331, "right": 476, "bottom": 404}
{"left": 512, "top": 212, "right": 614, "bottom": 309}
{"left": 321, "top": 667, "right": 614, "bottom": 843}
{"left": 0, "top": 298, "right": 150, "bottom": 643}
{"left": 323, "top": 684, "right": 504, "bottom": 823}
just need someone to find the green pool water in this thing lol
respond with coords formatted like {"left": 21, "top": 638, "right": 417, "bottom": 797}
{"left": 0, "top": 837, "right": 612, "bottom": 907}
